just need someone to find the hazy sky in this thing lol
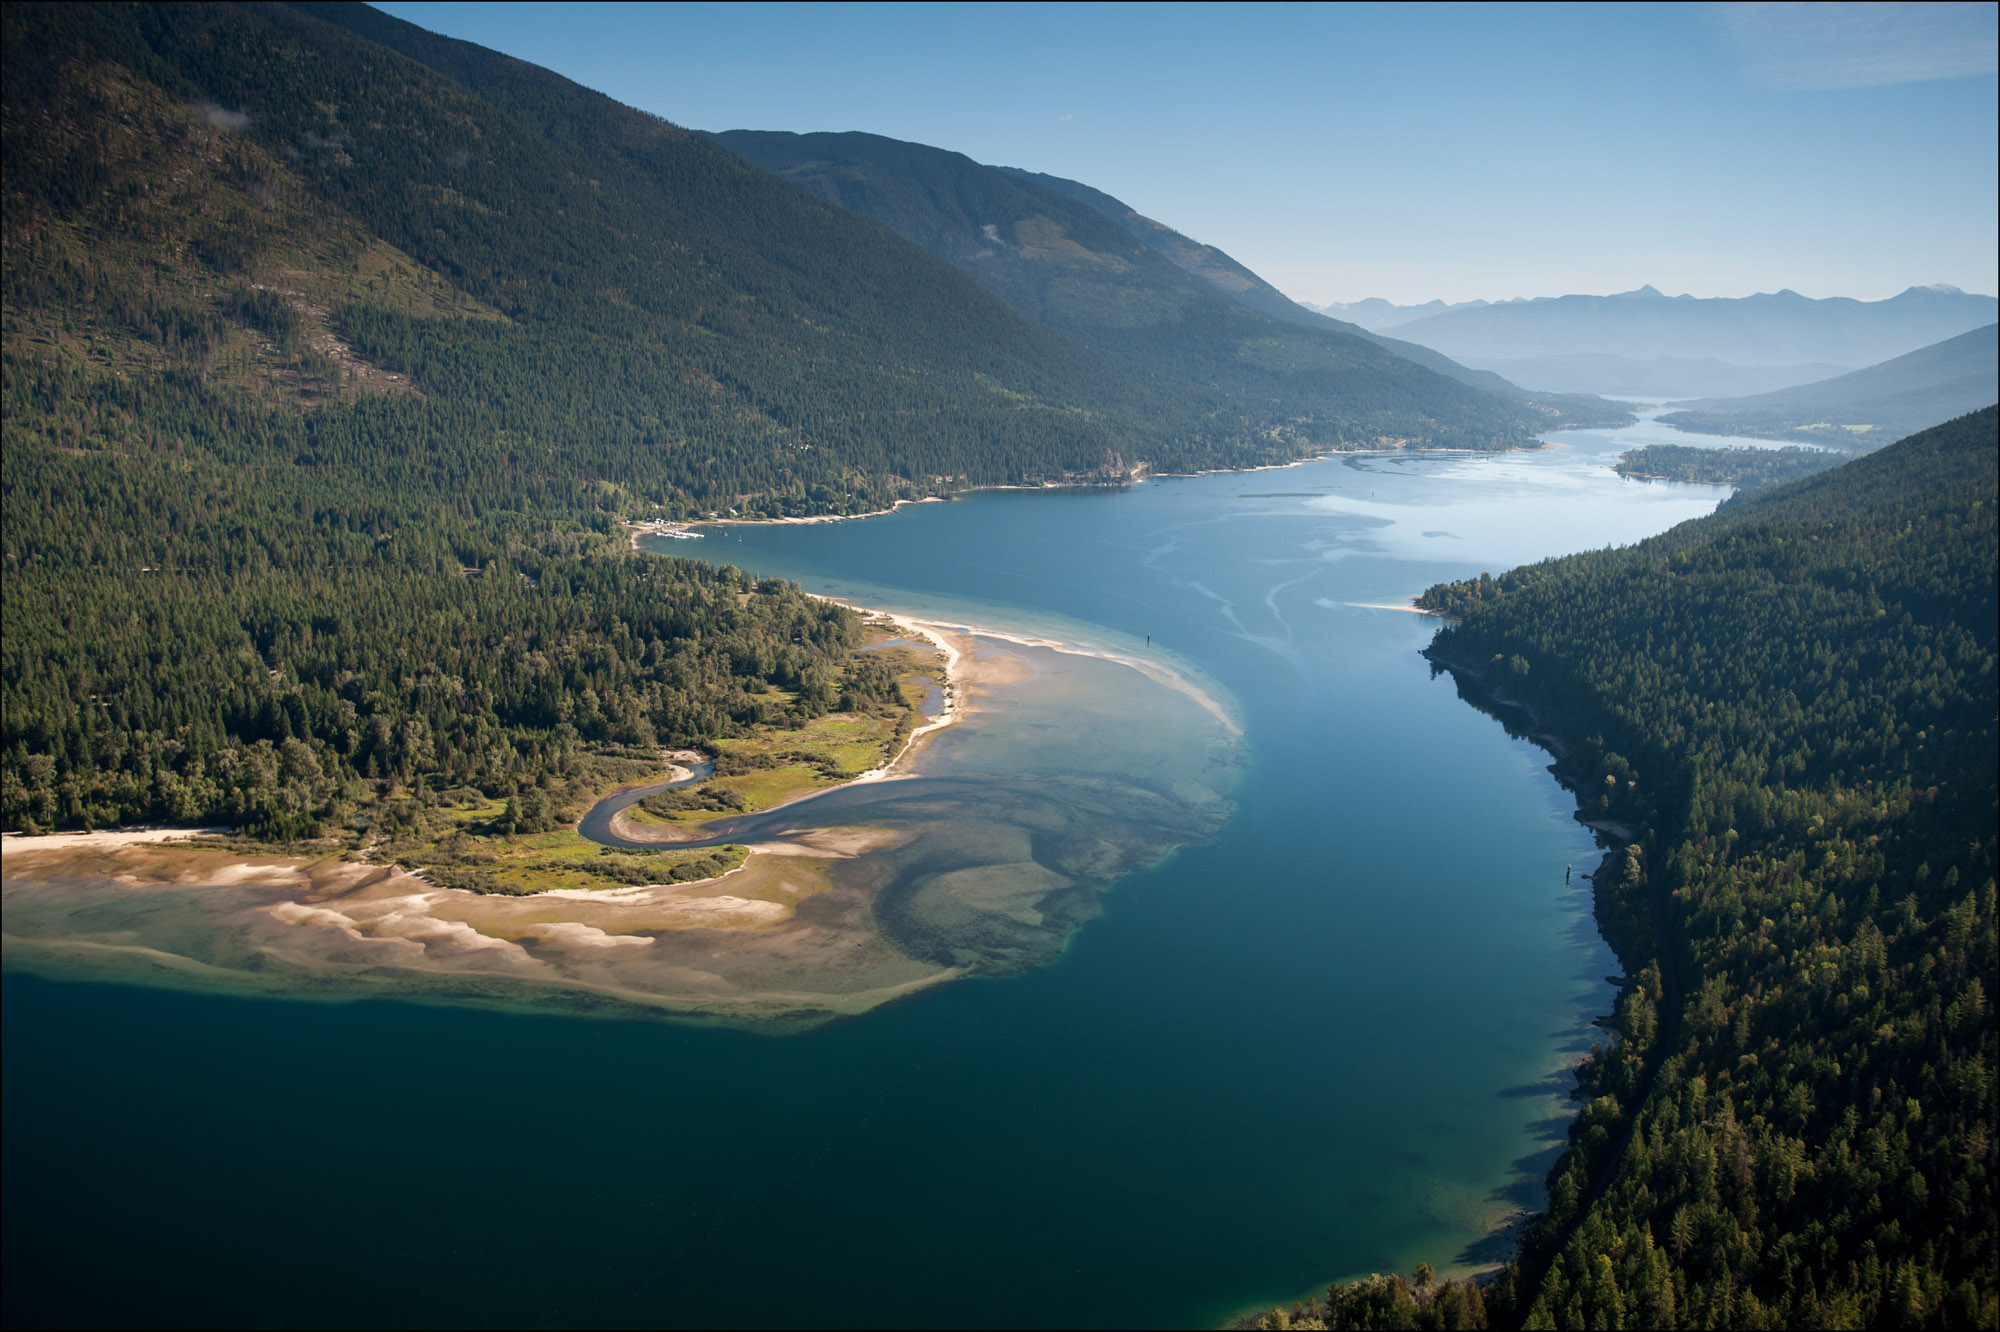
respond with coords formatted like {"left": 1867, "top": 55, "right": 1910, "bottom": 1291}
{"left": 375, "top": 1, "right": 1998, "bottom": 306}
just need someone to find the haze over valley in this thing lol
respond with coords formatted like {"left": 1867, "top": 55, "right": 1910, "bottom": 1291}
{"left": 1313, "top": 284, "right": 1999, "bottom": 397}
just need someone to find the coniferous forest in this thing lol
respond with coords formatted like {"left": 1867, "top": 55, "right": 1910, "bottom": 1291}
{"left": 2, "top": 1, "right": 1560, "bottom": 840}
{"left": 6, "top": 6, "right": 1998, "bottom": 1331}
{"left": 1291, "top": 408, "right": 1998, "bottom": 1330}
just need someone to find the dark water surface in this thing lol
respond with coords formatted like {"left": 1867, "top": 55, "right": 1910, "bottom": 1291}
{"left": 3, "top": 423, "right": 1730, "bottom": 1328}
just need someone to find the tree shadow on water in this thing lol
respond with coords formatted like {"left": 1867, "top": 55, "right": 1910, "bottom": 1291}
{"left": 1495, "top": 1071, "right": 1574, "bottom": 1100}
{"left": 1455, "top": 1139, "right": 1566, "bottom": 1269}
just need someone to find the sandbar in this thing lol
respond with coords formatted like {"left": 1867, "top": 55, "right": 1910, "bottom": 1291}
{"left": 1343, "top": 600, "right": 1446, "bottom": 617}
{"left": 2, "top": 826, "right": 230, "bottom": 858}
{"left": 3, "top": 602, "right": 1239, "bottom": 1029}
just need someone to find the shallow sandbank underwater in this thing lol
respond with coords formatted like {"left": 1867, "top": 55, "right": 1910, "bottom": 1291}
{"left": 2, "top": 629, "right": 1241, "bottom": 1029}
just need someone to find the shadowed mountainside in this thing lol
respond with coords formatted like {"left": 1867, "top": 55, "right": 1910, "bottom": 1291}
{"left": 713, "top": 128, "right": 1627, "bottom": 444}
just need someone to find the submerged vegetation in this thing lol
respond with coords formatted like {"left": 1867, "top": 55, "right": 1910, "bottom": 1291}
{"left": 1385, "top": 408, "right": 1999, "bottom": 1328}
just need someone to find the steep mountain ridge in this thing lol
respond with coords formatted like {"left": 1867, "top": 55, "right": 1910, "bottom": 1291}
{"left": 12, "top": 0, "right": 1396, "bottom": 523}
{"left": 713, "top": 128, "right": 1625, "bottom": 444}
{"left": 1307, "top": 295, "right": 1491, "bottom": 330}
{"left": 1001, "top": 159, "right": 1616, "bottom": 410}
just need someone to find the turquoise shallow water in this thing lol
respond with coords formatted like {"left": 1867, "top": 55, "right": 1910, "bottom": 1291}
{"left": 2, "top": 424, "right": 1730, "bottom": 1328}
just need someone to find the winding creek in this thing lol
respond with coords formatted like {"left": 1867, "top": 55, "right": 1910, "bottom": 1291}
{"left": 576, "top": 764, "right": 713, "bottom": 847}
{"left": 6, "top": 408, "right": 1771, "bottom": 1328}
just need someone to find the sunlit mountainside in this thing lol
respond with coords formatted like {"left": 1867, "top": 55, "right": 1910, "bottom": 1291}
{"left": 8, "top": 0, "right": 1582, "bottom": 518}
{"left": 1661, "top": 323, "right": 2000, "bottom": 447}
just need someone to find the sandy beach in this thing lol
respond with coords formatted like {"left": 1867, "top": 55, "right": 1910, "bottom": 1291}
{"left": 1, "top": 826, "right": 230, "bottom": 858}
{"left": 2, "top": 592, "right": 1239, "bottom": 1028}
{"left": 627, "top": 495, "right": 952, "bottom": 549}
{"left": 1344, "top": 600, "right": 1447, "bottom": 617}
{"left": 814, "top": 602, "right": 964, "bottom": 776}
{"left": 879, "top": 614, "right": 1242, "bottom": 738}
{"left": 0, "top": 596, "right": 983, "bottom": 1026}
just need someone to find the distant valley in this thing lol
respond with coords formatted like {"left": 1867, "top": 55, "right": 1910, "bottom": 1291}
{"left": 1661, "top": 322, "right": 1999, "bottom": 446}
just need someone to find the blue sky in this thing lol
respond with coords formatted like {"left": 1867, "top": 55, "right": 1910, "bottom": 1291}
{"left": 375, "top": 1, "right": 1998, "bottom": 305}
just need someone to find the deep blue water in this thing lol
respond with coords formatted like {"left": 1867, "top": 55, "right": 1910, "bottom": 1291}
{"left": 2, "top": 422, "right": 1731, "bottom": 1328}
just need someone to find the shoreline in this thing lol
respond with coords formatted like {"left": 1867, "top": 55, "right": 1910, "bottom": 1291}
{"left": 1343, "top": 600, "right": 1448, "bottom": 617}
{"left": 586, "top": 602, "right": 967, "bottom": 846}
{"left": 949, "top": 621, "right": 1241, "bottom": 737}
{"left": 1, "top": 825, "right": 232, "bottom": 858}
{"left": 1412, "top": 638, "right": 1637, "bottom": 1257}
{"left": 0, "top": 605, "right": 1234, "bottom": 1030}
{"left": 0, "top": 595, "right": 1230, "bottom": 872}
{"left": 841, "top": 607, "right": 964, "bottom": 777}
{"left": 816, "top": 592, "right": 1239, "bottom": 739}
{"left": 621, "top": 427, "right": 1609, "bottom": 549}
{"left": 626, "top": 494, "right": 953, "bottom": 546}
{"left": 3, "top": 523, "right": 1242, "bottom": 1031}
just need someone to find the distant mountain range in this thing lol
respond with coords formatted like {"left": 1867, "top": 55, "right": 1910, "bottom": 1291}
{"left": 712, "top": 130, "right": 1624, "bottom": 437}
{"left": 1306, "top": 285, "right": 1997, "bottom": 398}
{"left": 1306, "top": 296, "right": 1491, "bottom": 330}
{"left": 1459, "top": 354, "right": 1859, "bottom": 400}
{"left": 1659, "top": 323, "right": 1999, "bottom": 448}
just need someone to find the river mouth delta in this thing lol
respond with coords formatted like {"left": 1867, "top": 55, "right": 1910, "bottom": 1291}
{"left": 6, "top": 413, "right": 1748, "bottom": 1327}
{"left": 3, "top": 627, "right": 1240, "bottom": 1027}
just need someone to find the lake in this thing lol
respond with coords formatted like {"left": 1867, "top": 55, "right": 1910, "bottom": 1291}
{"left": 3, "top": 415, "right": 1734, "bottom": 1328}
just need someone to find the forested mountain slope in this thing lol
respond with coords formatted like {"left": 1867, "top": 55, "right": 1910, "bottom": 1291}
{"left": 6, "top": 0, "right": 1227, "bottom": 516}
{"left": 304, "top": 4, "right": 1586, "bottom": 459}
{"left": 0, "top": 0, "right": 1123, "bottom": 838}
{"left": 1334, "top": 408, "right": 1999, "bottom": 1329}
{"left": 3, "top": 0, "right": 1590, "bottom": 844}
{"left": 997, "top": 162, "right": 1622, "bottom": 415}
{"left": 712, "top": 129, "right": 1622, "bottom": 445}
{"left": 2, "top": 0, "right": 1549, "bottom": 842}
{"left": 1661, "top": 324, "right": 2000, "bottom": 449}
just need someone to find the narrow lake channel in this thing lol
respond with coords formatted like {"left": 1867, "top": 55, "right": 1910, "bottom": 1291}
{"left": 5, "top": 411, "right": 1756, "bottom": 1328}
